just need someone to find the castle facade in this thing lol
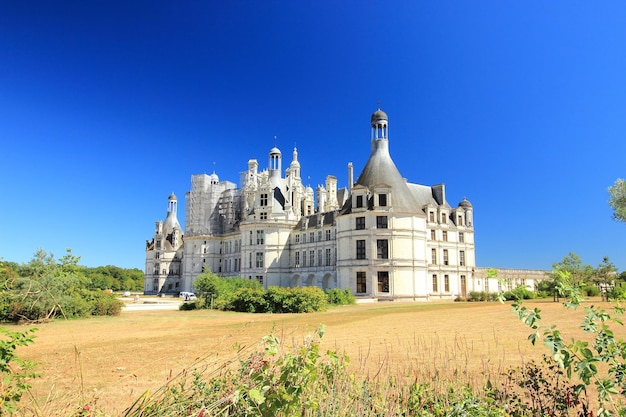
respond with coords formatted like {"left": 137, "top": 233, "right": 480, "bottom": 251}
{"left": 145, "top": 108, "right": 482, "bottom": 300}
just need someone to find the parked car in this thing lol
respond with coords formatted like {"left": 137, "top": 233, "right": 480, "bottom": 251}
{"left": 179, "top": 291, "right": 197, "bottom": 301}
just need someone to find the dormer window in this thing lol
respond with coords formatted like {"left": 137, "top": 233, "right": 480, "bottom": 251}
{"left": 441, "top": 213, "right": 447, "bottom": 224}
{"left": 379, "top": 194, "right": 387, "bottom": 207}
{"left": 356, "top": 195, "right": 363, "bottom": 208}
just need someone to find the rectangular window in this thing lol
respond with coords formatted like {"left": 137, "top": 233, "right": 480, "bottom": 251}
{"left": 441, "top": 213, "right": 447, "bottom": 224}
{"left": 318, "top": 249, "right": 323, "bottom": 266}
{"left": 460, "top": 275, "right": 467, "bottom": 295}
{"left": 260, "top": 193, "right": 268, "bottom": 206}
{"left": 310, "top": 232, "right": 314, "bottom": 243}
{"left": 325, "top": 229, "right": 331, "bottom": 241}
{"left": 295, "top": 251, "right": 300, "bottom": 268}
{"left": 309, "top": 250, "right": 315, "bottom": 267}
{"left": 155, "top": 240, "right": 161, "bottom": 249}
{"left": 429, "top": 212, "right": 435, "bottom": 222}
{"left": 458, "top": 216, "right": 464, "bottom": 226}
{"left": 377, "top": 271, "right": 389, "bottom": 293}
{"left": 379, "top": 194, "right": 387, "bottom": 207}
{"left": 431, "top": 248, "right": 437, "bottom": 265}
{"left": 444, "top": 275, "right": 450, "bottom": 292}
{"left": 356, "top": 271, "right": 367, "bottom": 293}
{"left": 255, "top": 252, "right": 264, "bottom": 268}
{"left": 432, "top": 274, "right": 438, "bottom": 292}
{"left": 302, "top": 251, "right": 306, "bottom": 266}
{"left": 249, "top": 254, "right": 252, "bottom": 268}
{"left": 356, "top": 217, "right": 365, "bottom": 230}
{"left": 443, "top": 249, "right": 449, "bottom": 265}
{"left": 459, "top": 250, "right": 466, "bottom": 266}
{"left": 430, "top": 230, "right": 436, "bottom": 240}
{"left": 376, "top": 216, "right": 388, "bottom": 229}
{"left": 318, "top": 231, "right": 322, "bottom": 242}
{"left": 356, "top": 195, "right": 363, "bottom": 208}
{"left": 459, "top": 232, "right": 464, "bottom": 243}
{"left": 325, "top": 248, "right": 331, "bottom": 266}
{"left": 256, "top": 230, "right": 264, "bottom": 245}
{"left": 377, "top": 239, "right": 388, "bottom": 259}
{"left": 155, "top": 252, "right": 160, "bottom": 259}
{"left": 356, "top": 240, "right": 366, "bottom": 260}
{"left": 260, "top": 212, "right": 267, "bottom": 220}
{"left": 295, "top": 234, "right": 300, "bottom": 243}
{"left": 249, "top": 231, "right": 253, "bottom": 245}
{"left": 302, "top": 233, "right": 306, "bottom": 243}
{"left": 442, "top": 231, "right": 448, "bottom": 242}
{"left": 256, "top": 275, "right": 263, "bottom": 285}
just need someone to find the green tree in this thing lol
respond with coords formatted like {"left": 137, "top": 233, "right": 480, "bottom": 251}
{"left": 550, "top": 253, "right": 593, "bottom": 301}
{"left": 608, "top": 178, "right": 626, "bottom": 222}
{"left": 193, "top": 272, "right": 220, "bottom": 307}
{"left": 593, "top": 257, "right": 618, "bottom": 301}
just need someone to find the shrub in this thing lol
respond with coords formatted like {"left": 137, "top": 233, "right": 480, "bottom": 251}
{"left": 0, "top": 327, "right": 39, "bottom": 415}
{"left": 583, "top": 284, "right": 600, "bottom": 297}
{"left": 502, "top": 286, "right": 536, "bottom": 301}
{"left": 326, "top": 288, "right": 355, "bottom": 305}
{"left": 89, "top": 292, "right": 123, "bottom": 316}
{"left": 226, "top": 288, "right": 269, "bottom": 313}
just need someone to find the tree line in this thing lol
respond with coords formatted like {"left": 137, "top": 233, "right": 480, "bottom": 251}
{"left": 0, "top": 249, "right": 143, "bottom": 323}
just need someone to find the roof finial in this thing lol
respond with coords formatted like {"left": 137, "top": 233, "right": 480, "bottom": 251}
{"left": 377, "top": 100, "right": 381, "bottom": 110}
{"left": 274, "top": 135, "right": 277, "bottom": 147}
{"left": 212, "top": 161, "right": 216, "bottom": 174}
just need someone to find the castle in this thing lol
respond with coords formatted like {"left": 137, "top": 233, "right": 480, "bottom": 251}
{"left": 144, "top": 108, "right": 481, "bottom": 300}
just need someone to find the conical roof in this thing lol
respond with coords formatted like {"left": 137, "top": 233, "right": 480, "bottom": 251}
{"left": 355, "top": 138, "right": 420, "bottom": 213}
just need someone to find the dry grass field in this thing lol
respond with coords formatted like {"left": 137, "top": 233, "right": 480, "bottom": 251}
{"left": 13, "top": 298, "right": 623, "bottom": 415}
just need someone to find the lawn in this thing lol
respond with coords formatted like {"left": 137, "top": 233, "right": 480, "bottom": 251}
{"left": 14, "top": 299, "right": 617, "bottom": 415}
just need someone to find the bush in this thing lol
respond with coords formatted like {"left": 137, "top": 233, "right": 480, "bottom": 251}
{"left": 326, "top": 288, "right": 355, "bottom": 305}
{"left": 226, "top": 288, "right": 269, "bottom": 313}
{"left": 502, "top": 286, "right": 536, "bottom": 301}
{"left": 582, "top": 284, "right": 600, "bottom": 297}
{"left": 89, "top": 292, "right": 123, "bottom": 316}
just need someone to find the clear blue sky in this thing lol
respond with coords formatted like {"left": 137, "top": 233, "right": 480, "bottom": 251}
{"left": 1, "top": 1, "right": 625, "bottom": 271}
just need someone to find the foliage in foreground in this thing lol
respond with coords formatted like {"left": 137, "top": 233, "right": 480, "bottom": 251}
{"left": 512, "top": 269, "right": 626, "bottom": 416}
{"left": 118, "top": 325, "right": 596, "bottom": 417}
{"left": 0, "top": 327, "right": 38, "bottom": 415}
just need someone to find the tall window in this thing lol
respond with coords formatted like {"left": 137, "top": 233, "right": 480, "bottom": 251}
{"left": 379, "top": 194, "right": 387, "bottom": 207}
{"left": 309, "top": 232, "right": 314, "bottom": 243}
{"left": 430, "top": 230, "right": 436, "bottom": 240}
{"left": 260, "top": 193, "right": 268, "bottom": 206}
{"left": 356, "top": 271, "right": 366, "bottom": 293}
{"left": 256, "top": 230, "right": 264, "bottom": 245}
{"left": 255, "top": 252, "right": 264, "bottom": 268}
{"left": 302, "top": 233, "right": 306, "bottom": 243}
{"left": 444, "top": 275, "right": 450, "bottom": 292}
{"left": 356, "top": 217, "right": 365, "bottom": 230}
{"left": 155, "top": 240, "right": 161, "bottom": 249}
{"left": 302, "top": 251, "right": 306, "bottom": 266}
{"left": 356, "top": 240, "right": 366, "bottom": 259}
{"left": 295, "top": 251, "right": 300, "bottom": 268}
{"left": 377, "top": 271, "right": 389, "bottom": 292}
{"left": 431, "top": 248, "right": 437, "bottom": 265}
{"left": 376, "top": 216, "right": 388, "bottom": 229}
{"left": 249, "top": 231, "right": 253, "bottom": 245}
{"left": 377, "top": 240, "right": 388, "bottom": 259}
{"left": 309, "top": 250, "right": 315, "bottom": 267}
{"left": 432, "top": 274, "right": 438, "bottom": 292}
{"left": 356, "top": 195, "right": 363, "bottom": 208}
{"left": 443, "top": 249, "right": 449, "bottom": 265}
{"left": 318, "top": 249, "right": 323, "bottom": 266}
{"left": 441, "top": 213, "right": 447, "bottom": 224}
{"left": 457, "top": 215, "right": 464, "bottom": 226}
{"left": 459, "top": 250, "right": 466, "bottom": 266}
{"left": 442, "top": 231, "right": 448, "bottom": 242}
{"left": 460, "top": 275, "right": 467, "bottom": 295}
{"left": 429, "top": 212, "right": 435, "bottom": 222}
{"left": 295, "top": 234, "right": 300, "bottom": 243}
{"left": 325, "top": 229, "right": 331, "bottom": 241}
{"left": 459, "top": 232, "right": 464, "bottom": 243}
{"left": 325, "top": 248, "right": 331, "bottom": 266}
{"left": 318, "top": 231, "right": 322, "bottom": 242}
